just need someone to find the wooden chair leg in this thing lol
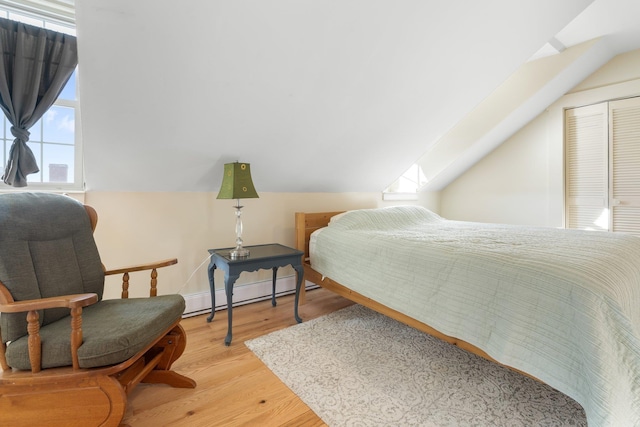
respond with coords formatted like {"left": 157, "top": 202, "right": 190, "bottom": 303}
{"left": 142, "top": 324, "right": 195, "bottom": 388}
{"left": 142, "top": 370, "right": 196, "bottom": 388}
{"left": 156, "top": 324, "right": 187, "bottom": 370}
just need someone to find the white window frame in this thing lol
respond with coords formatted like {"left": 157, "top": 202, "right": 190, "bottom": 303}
{"left": 383, "top": 163, "right": 428, "bottom": 201}
{"left": 0, "top": 1, "right": 82, "bottom": 192}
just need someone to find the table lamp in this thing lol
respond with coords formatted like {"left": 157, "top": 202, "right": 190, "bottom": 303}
{"left": 217, "top": 162, "right": 259, "bottom": 259}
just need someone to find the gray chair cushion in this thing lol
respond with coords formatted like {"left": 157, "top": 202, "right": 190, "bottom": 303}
{"left": 5, "top": 295, "right": 186, "bottom": 370}
{"left": 0, "top": 193, "right": 104, "bottom": 343}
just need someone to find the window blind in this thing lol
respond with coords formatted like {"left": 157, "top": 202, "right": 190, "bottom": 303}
{"left": 0, "top": 0, "right": 73, "bottom": 25}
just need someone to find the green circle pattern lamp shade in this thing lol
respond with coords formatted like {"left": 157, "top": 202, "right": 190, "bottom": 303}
{"left": 217, "top": 162, "right": 259, "bottom": 259}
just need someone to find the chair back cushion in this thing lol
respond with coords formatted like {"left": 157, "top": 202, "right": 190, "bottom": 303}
{"left": 0, "top": 193, "right": 104, "bottom": 343}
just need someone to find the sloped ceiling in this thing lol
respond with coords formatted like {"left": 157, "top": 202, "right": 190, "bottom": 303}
{"left": 76, "top": 0, "right": 595, "bottom": 193}
{"left": 419, "top": 38, "right": 612, "bottom": 191}
{"left": 419, "top": 0, "right": 640, "bottom": 191}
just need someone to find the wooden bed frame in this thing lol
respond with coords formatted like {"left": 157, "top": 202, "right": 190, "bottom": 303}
{"left": 294, "top": 211, "right": 535, "bottom": 380}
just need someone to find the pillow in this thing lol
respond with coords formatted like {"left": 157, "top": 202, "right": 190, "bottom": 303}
{"left": 328, "top": 205, "right": 441, "bottom": 231}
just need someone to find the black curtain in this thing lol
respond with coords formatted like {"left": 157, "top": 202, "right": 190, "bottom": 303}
{"left": 0, "top": 17, "right": 78, "bottom": 187}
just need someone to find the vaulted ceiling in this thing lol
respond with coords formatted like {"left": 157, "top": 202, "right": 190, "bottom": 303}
{"left": 75, "top": 0, "right": 640, "bottom": 193}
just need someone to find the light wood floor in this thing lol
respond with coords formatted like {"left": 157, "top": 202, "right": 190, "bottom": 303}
{"left": 121, "top": 288, "right": 354, "bottom": 427}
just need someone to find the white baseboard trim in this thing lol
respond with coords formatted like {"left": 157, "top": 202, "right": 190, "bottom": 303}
{"left": 182, "top": 276, "right": 317, "bottom": 318}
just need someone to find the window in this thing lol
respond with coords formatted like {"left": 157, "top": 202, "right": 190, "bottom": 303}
{"left": 383, "top": 163, "right": 428, "bottom": 201}
{"left": 0, "top": 3, "right": 81, "bottom": 190}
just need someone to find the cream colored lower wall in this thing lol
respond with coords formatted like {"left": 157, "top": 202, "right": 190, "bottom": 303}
{"left": 86, "top": 191, "right": 438, "bottom": 300}
{"left": 440, "top": 112, "right": 557, "bottom": 226}
{"left": 440, "top": 49, "right": 640, "bottom": 226}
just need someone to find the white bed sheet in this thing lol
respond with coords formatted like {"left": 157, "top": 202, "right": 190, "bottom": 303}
{"left": 310, "top": 206, "right": 640, "bottom": 427}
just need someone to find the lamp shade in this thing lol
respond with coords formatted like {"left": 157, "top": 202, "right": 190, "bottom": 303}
{"left": 217, "top": 162, "right": 259, "bottom": 200}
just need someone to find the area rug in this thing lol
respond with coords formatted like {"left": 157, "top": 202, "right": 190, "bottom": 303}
{"left": 245, "top": 304, "right": 586, "bottom": 427}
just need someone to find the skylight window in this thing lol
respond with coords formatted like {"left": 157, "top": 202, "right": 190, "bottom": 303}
{"left": 383, "top": 163, "right": 427, "bottom": 200}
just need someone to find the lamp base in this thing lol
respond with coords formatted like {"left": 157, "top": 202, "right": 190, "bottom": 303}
{"left": 229, "top": 247, "right": 250, "bottom": 259}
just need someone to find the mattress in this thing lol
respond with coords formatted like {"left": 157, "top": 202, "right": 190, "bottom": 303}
{"left": 310, "top": 205, "right": 640, "bottom": 427}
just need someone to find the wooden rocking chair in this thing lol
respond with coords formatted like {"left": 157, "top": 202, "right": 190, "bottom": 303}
{"left": 0, "top": 193, "right": 196, "bottom": 426}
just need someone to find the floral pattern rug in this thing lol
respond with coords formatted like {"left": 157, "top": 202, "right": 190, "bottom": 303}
{"left": 245, "top": 304, "right": 586, "bottom": 427}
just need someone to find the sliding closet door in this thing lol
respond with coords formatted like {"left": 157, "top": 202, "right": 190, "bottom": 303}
{"left": 565, "top": 103, "right": 609, "bottom": 231}
{"left": 609, "top": 97, "right": 640, "bottom": 236}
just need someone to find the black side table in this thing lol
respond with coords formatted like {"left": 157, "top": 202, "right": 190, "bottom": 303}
{"left": 206, "top": 243, "right": 304, "bottom": 345}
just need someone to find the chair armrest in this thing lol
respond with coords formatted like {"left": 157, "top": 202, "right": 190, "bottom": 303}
{"left": 0, "top": 293, "right": 98, "bottom": 313}
{"left": 104, "top": 258, "right": 178, "bottom": 276}
{"left": 104, "top": 258, "right": 178, "bottom": 298}
{"left": 0, "top": 289, "right": 97, "bottom": 372}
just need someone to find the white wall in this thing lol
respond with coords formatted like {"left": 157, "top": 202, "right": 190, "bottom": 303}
{"left": 75, "top": 0, "right": 593, "bottom": 194}
{"left": 440, "top": 112, "right": 554, "bottom": 225}
{"left": 87, "top": 191, "right": 438, "bottom": 300}
{"left": 440, "top": 48, "right": 640, "bottom": 226}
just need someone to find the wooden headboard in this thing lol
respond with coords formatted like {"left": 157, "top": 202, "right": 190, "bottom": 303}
{"left": 294, "top": 211, "right": 344, "bottom": 263}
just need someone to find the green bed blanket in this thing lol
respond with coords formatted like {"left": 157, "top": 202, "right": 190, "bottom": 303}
{"left": 311, "top": 205, "right": 640, "bottom": 427}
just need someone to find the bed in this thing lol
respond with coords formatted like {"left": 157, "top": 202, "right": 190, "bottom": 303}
{"left": 294, "top": 206, "right": 640, "bottom": 427}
